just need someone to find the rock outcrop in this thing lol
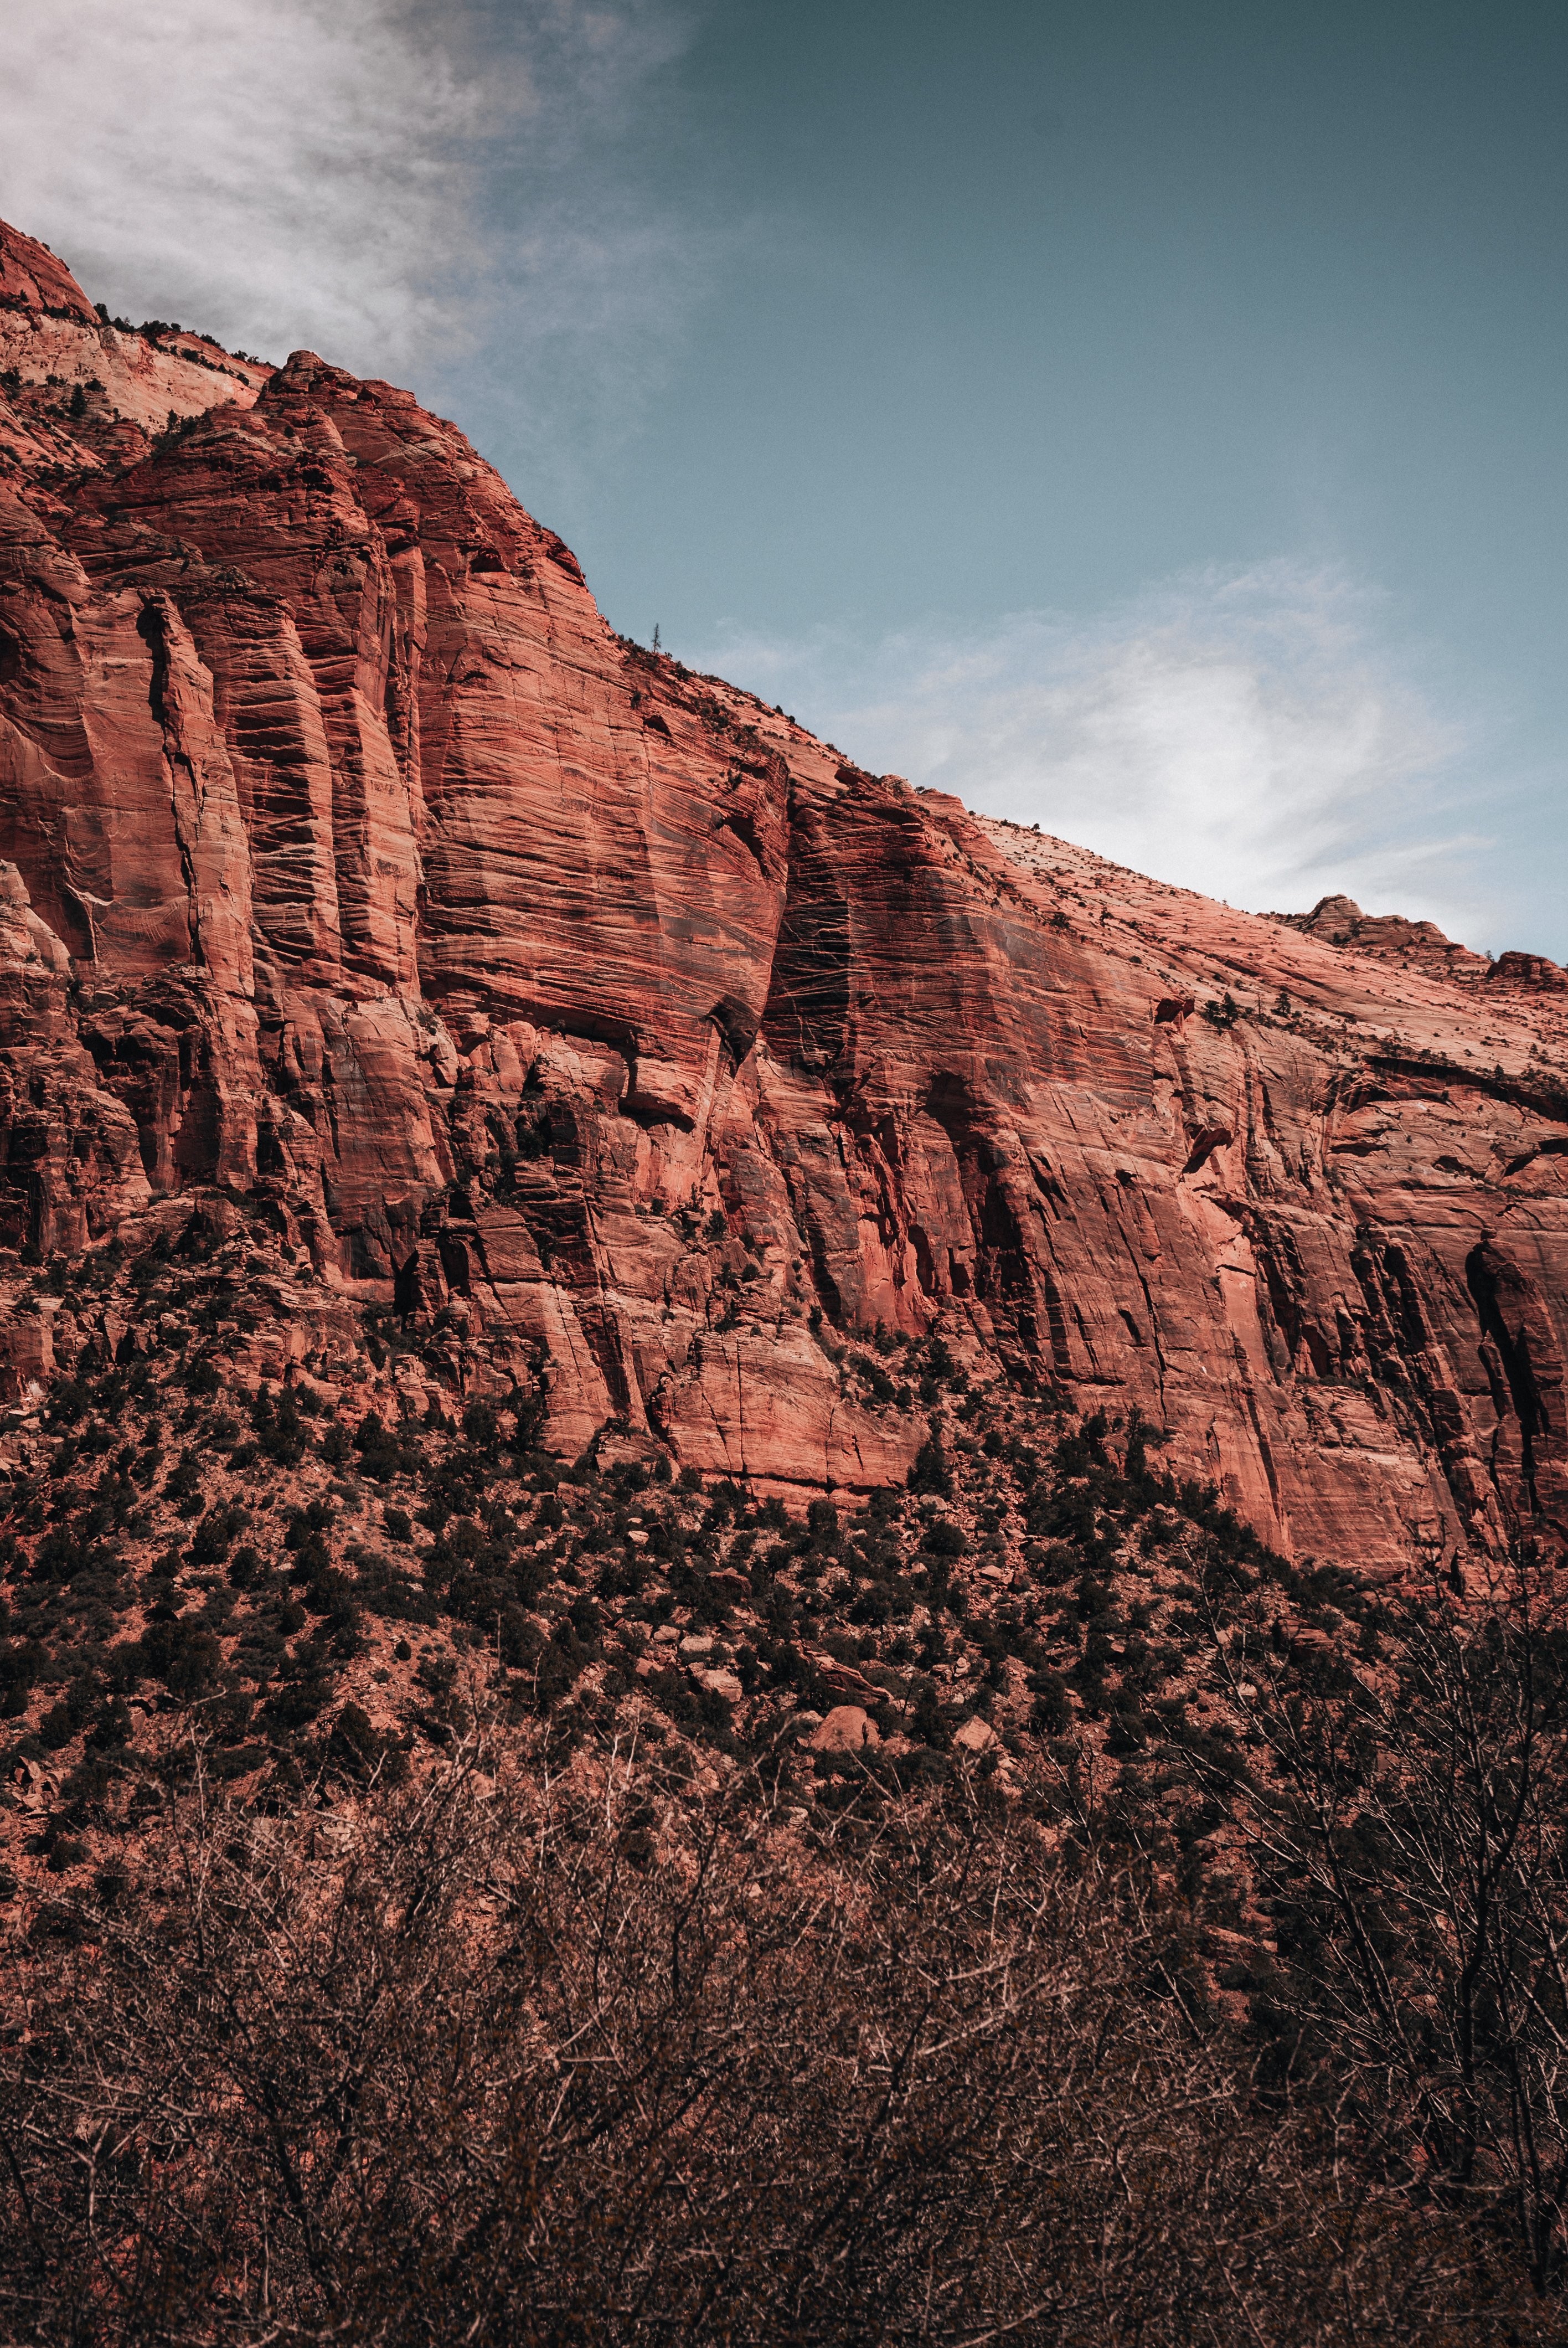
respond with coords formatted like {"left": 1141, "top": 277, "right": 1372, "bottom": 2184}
{"left": 1276, "top": 892, "right": 1495, "bottom": 989}
{"left": 1, "top": 219, "right": 271, "bottom": 446}
{"left": 3, "top": 215, "right": 1568, "bottom": 1573}
{"left": 1278, "top": 894, "right": 1568, "bottom": 999}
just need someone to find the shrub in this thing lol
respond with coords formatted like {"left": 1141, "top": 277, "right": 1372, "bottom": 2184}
{"left": 462, "top": 1400, "right": 499, "bottom": 1450}
{"left": 908, "top": 1439, "right": 952, "bottom": 1499}
{"left": 354, "top": 1412, "right": 414, "bottom": 1482}
{"left": 0, "top": 1759, "right": 1494, "bottom": 2340}
{"left": 252, "top": 1384, "right": 306, "bottom": 1468}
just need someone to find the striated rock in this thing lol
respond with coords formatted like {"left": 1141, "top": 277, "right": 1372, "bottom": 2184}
{"left": 0, "top": 222, "right": 97, "bottom": 323}
{"left": 3, "top": 215, "right": 1568, "bottom": 1571}
{"left": 1, "top": 218, "right": 269, "bottom": 494}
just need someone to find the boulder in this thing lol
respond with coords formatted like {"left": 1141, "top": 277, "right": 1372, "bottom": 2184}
{"left": 808, "top": 1706, "right": 880, "bottom": 1754}
{"left": 952, "top": 1716, "right": 998, "bottom": 1754}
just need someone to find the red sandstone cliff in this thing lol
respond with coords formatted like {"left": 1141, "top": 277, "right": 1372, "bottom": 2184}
{"left": 3, "top": 215, "right": 1568, "bottom": 1573}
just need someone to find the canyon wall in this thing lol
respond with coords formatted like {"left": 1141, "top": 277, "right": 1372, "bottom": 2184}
{"left": 4, "top": 217, "right": 1568, "bottom": 1571}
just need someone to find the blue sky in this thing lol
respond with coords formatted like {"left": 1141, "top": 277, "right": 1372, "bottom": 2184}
{"left": 3, "top": 2, "right": 1563, "bottom": 950}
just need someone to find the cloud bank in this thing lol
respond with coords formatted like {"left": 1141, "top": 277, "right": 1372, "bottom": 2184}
{"left": 0, "top": 0, "right": 691, "bottom": 382}
{"left": 699, "top": 563, "right": 1501, "bottom": 944}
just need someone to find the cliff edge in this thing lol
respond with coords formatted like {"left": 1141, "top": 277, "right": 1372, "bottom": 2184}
{"left": 3, "top": 215, "right": 1568, "bottom": 1576}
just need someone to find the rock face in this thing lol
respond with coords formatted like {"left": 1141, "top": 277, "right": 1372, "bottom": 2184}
{"left": 4, "top": 215, "right": 1568, "bottom": 1570}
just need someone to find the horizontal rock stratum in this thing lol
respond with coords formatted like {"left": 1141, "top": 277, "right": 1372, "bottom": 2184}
{"left": 3, "top": 215, "right": 1567, "bottom": 1570}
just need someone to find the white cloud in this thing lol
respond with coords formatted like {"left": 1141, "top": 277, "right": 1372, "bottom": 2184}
{"left": 699, "top": 562, "right": 1502, "bottom": 943}
{"left": 0, "top": 0, "right": 690, "bottom": 377}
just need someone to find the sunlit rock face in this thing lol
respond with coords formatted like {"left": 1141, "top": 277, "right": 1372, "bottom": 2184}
{"left": 4, "top": 213, "right": 1568, "bottom": 1562}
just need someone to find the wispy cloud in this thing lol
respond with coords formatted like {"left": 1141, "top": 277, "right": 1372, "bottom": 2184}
{"left": 0, "top": 0, "right": 693, "bottom": 384}
{"left": 699, "top": 562, "right": 1504, "bottom": 944}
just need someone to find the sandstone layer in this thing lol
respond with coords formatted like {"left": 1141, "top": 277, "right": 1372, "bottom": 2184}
{"left": 3, "top": 216, "right": 1567, "bottom": 1572}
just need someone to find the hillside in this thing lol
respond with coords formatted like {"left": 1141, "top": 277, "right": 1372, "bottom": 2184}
{"left": 4, "top": 215, "right": 1568, "bottom": 2341}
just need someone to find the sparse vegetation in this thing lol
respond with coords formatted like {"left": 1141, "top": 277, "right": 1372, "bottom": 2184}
{"left": 3, "top": 1249, "right": 1568, "bottom": 2334}
{"left": 2, "top": 1747, "right": 1546, "bottom": 2345}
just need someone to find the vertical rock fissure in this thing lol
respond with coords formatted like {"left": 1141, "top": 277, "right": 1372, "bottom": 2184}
{"left": 1466, "top": 1243, "right": 1544, "bottom": 1512}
